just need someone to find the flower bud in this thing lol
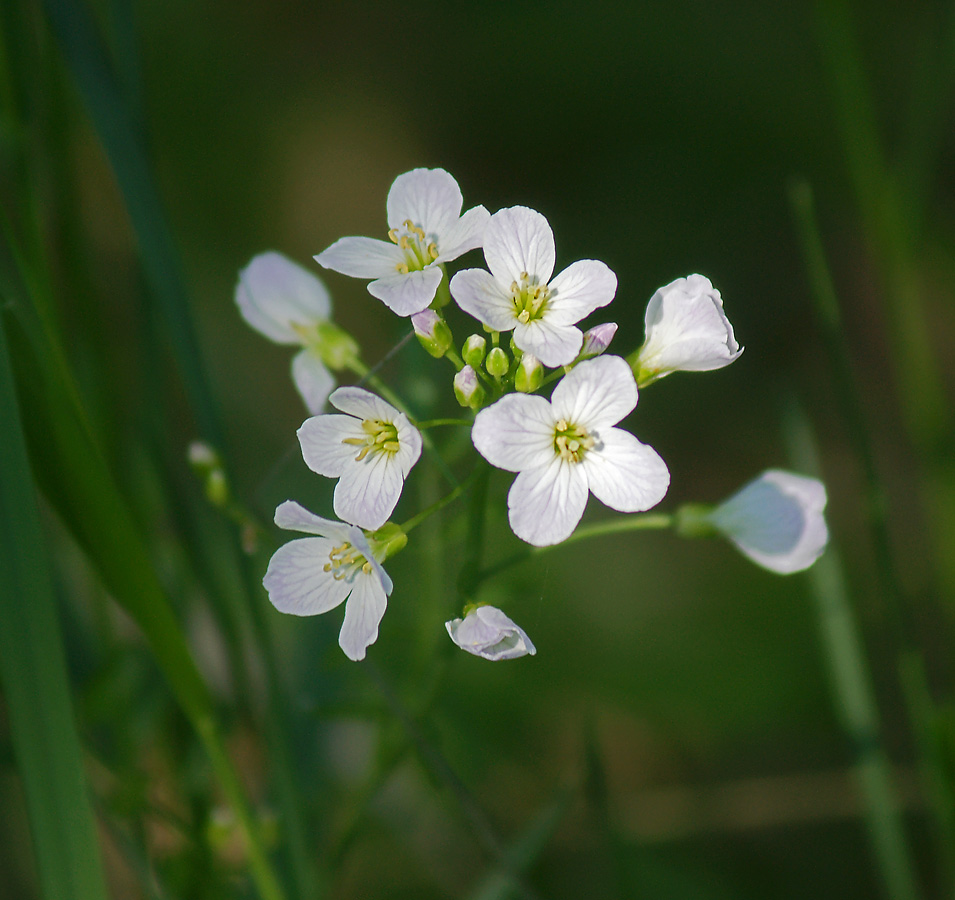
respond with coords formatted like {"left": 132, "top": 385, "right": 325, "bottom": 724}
{"left": 188, "top": 441, "right": 230, "bottom": 507}
{"left": 462, "top": 334, "right": 487, "bottom": 368}
{"left": 446, "top": 605, "right": 537, "bottom": 661}
{"left": 579, "top": 322, "right": 617, "bottom": 359}
{"left": 453, "top": 365, "right": 486, "bottom": 409}
{"left": 411, "top": 310, "right": 453, "bottom": 358}
{"left": 514, "top": 352, "right": 543, "bottom": 393}
{"left": 485, "top": 347, "right": 509, "bottom": 377}
{"left": 369, "top": 522, "right": 408, "bottom": 561}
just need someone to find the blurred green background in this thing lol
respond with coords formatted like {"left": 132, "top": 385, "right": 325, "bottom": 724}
{"left": 2, "top": 0, "right": 954, "bottom": 898}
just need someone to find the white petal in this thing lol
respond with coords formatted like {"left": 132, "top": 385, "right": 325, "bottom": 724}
{"left": 472, "top": 394, "right": 555, "bottom": 472}
{"left": 334, "top": 451, "right": 406, "bottom": 530}
{"left": 329, "top": 386, "right": 400, "bottom": 422}
{"left": 583, "top": 428, "right": 670, "bottom": 513}
{"left": 394, "top": 416, "right": 423, "bottom": 476}
{"left": 513, "top": 318, "right": 582, "bottom": 367}
{"left": 263, "top": 537, "right": 350, "bottom": 616}
{"left": 450, "top": 268, "right": 518, "bottom": 332}
{"left": 435, "top": 205, "right": 490, "bottom": 262}
{"left": 445, "top": 606, "right": 536, "bottom": 660}
{"left": 315, "top": 237, "right": 403, "bottom": 279}
{"left": 273, "top": 500, "right": 348, "bottom": 539}
{"left": 708, "top": 470, "right": 828, "bottom": 574}
{"left": 386, "top": 168, "right": 463, "bottom": 236}
{"left": 291, "top": 350, "right": 335, "bottom": 414}
{"left": 546, "top": 260, "right": 617, "bottom": 324}
{"left": 550, "top": 356, "right": 637, "bottom": 428}
{"left": 298, "top": 414, "right": 364, "bottom": 478}
{"left": 507, "top": 456, "right": 589, "bottom": 546}
{"left": 483, "top": 207, "right": 556, "bottom": 287}
{"left": 236, "top": 252, "right": 332, "bottom": 345}
{"left": 338, "top": 572, "right": 389, "bottom": 661}
{"left": 368, "top": 268, "right": 443, "bottom": 316}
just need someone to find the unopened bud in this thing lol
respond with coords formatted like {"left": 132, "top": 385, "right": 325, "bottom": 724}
{"left": 462, "top": 334, "right": 487, "bottom": 368}
{"left": 188, "top": 441, "right": 230, "bottom": 508}
{"left": 411, "top": 310, "right": 453, "bottom": 358}
{"left": 580, "top": 322, "right": 617, "bottom": 359}
{"left": 485, "top": 347, "right": 509, "bottom": 377}
{"left": 453, "top": 365, "right": 486, "bottom": 409}
{"left": 370, "top": 522, "right": 408, "bottom": 561}
{"left": 514, "top": 352, "right": 543, "bottom": 392}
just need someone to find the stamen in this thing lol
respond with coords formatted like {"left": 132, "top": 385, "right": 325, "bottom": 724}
{"left": 428, "top": 242, "right": 439, "bottom": 259}
{"left": 388, "top": 228, "right": 399, "bottom": 243}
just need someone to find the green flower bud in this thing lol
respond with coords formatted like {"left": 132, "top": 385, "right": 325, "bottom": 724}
{"left": 411, "top": 310, "right": 453, "bottom": 358}
{"left": 514, "top": 352, "right": 543, "bottom": 393}
{"left": 453, "top": 365, "right": 486, "bottom": 409}
{"left": 370, "top": 522, "right": 408, "bottom": 561}
{"left": 485, "top": 346, "right": 509, "bottom": 377}
{"left": 313, "top": 320, "right": 360, "bottom": 370}
{"left": 462, "top": 334, "right": 487, "bottom": 368}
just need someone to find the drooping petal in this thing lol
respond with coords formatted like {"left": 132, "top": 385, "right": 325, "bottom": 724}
{"left": 546, "top": 259, "right": 617, "bottom": 324}
{"left": 297, "top": 413, "right": 364, "bottom": 478}
{"left": 435, "top": 205, "right": 490, "bottom": 262}
{"left": 315, "top": 236, "right": 403, "bottom": 279}
{"left": 483, "top": 206, "right": 556, "bottom": 288}
{"left": 263, "top": 537, "right": 351, "bottom": 616}
{"left": 708, "top": 470, "right": 828, "bottom": 574}
{"left": 334, "top": 450, "right": 406, "bottom": 530}
{"left": 338, "top": 572, "right": 389, "bottom": 661}
{"left": 236, "top": 252, "right": 332, "bottom": 345}
{"left": 507, "top": 456, "right": 589, "bottom": 546}
{"left": 446, "top": 606, "right": 537, "bottom": 660}
{"left": 584, "top": 428, "right": 670, "bottom": 513}
{"left": 273, "top": 500, "right": 348, "bottom": 539}
{"left": 550, "top": 356, "right": 637, "bottom": 429}
{"left": 327, "top": 386, "right": 400, "bottom": 422}
{"left": 291, "top": 349, "right": 335, "bottom": 414}
{"left": 450, "top": 268, "right": 518, "bottom": 332}
{"left": 368, "top": 267, "right": 444, "bottom": 316}
{"left": 513, "top": 317, "right": 583, "bottom": 367}
{"left": 472, "top": 394, "right": 555, "bottom": 472}
{"left": 386, "top": 168, "right": 463, "bottom": 236}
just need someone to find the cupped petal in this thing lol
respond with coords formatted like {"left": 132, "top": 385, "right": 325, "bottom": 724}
{"left": 263, "top": 537, "right": 350, "bottom": 616}
{"left": 446, "top": 606, "right": 536, "bottom": 660}
{"left": 368, "top": 267, "right": 443, "bottom": 316}
{"left": 708, "top": 470, "right": 828, "bottom": 574}
{"left": 315, "top": 236, "right": 403, "bottom": 279}
{"left": 507, "top": 456, "right": 589, "bottom": 546}
{"left": 237, "top": 252, "right": 332, "bottom": 344}
{"left": 334, "top": 451, "right": 406, "bottom": 530}
{"left": 513, "top": 318, "right": 582, "bottom": 367}
{"left": 298, "top": 413, "right": 364, "bottom": 478}
{"left": 386, "top": 167, "right": 463, "bottom": 236}
{"left": 472, "top": 394, "right": 555, "bottom": 472}
{"left": 328, "top": 386, "right": 400, "bottom": 422}
{"left": 450, "top": 268, "right": 518, "bottom": 332}
{"left": 338, "top": 572, "right": 389, "bottom": 661}
{"left": 435, "top": 205, "right": 490, "bottom": 262}
{"left": 291, "top": 350, "right": 335, "bottom": 414}
{"left": 483, "top": 206, "right": 556, "bottom": 287}
{"left": 546, "top": 259, "right": 617, "bottom": 324}
{"left": 273, "top": 500, "right": 348, "bottom": 539}
{"left": 583, "top": 428, "right": 670, "bottom": 513}
{"left": 550, "top": 355, "right": 637, "bottom": 428}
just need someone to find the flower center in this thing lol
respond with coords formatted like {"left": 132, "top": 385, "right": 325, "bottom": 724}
{"left": 341, "top": 418, "right": 401, "bottom": 461}
{"left": 510, "top": 271, "right": 551, "bottom": 325}
{"left": 553, "top": 418, "right": 595, "bottom": 463}
{"left": 388, "top": 219, "right": 439, "bottom": 274}
{"left": 323, "top": 541, "right": 373, "bottom": 580}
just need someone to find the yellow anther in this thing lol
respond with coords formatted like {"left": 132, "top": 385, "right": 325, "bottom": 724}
{"left": 396, "top": 262, "right": 409, "bottom": 274}
{"left": 399, "top": 235, "right": 410, "bottom": 249}
{"left": 342, "top": 436, "right": 365, "bottom": 446}
{"left": 556, "top": 419, "right": 568, "bottom": 431}
{"left": 510, "top": 281, "right": 519, "bottom": 293}
{"left": 520, "top": 271, "right": 528, "bottom": 280}
{"left": 414, "top": 225, "right": 425, "bottom": 240}
{"left": 354, "top": 446, "right": 371, "bottom": 461}
{"left": 517, "top": 310, "right": 530, "bottom": 324}
{"left": 383, "top": 440, "right": 401, "bottom": 452}
{"left": 323, "top": 562, "right": 333, "bottom": 572}
{"left": 362, "top": 561, "right": 373, "bottom": 574}
{"left": 388, "top": 228, "right": 399, "bottom": 243}
{"left": 428, "top": 242, "right": 439, "bottom": 259}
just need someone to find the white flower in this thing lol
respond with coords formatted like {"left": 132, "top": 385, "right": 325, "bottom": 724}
{"left": 707, "top": 470, "right": 828, "bottom": 574}
{"left": 315, "top": 168, "right": 489, "bottom": 317}
{"left": 450, "top": 207, "right": 617, "bottom": 367}
{"left": 633, "top": 274, "right": 742, "bottom": 384}
{"left": 472, "top": 355, "right": 669, "bottom": 546}
{"left": 264, "top": 501, "right": 393, "bottom": 661}
{"left": 446, "top": 606, "right": 537, "bottom": 661}
{"left": 297, "top": 387, "right": 422, "bottom": 531}
{"left": 236, "top": 251, "right": 351, "bottom": 414}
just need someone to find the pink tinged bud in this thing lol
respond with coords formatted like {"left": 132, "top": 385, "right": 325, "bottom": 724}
{"left": 580, "top": 322, "right": 617, "bottom": 358}
{"left": 411, "top": 309, "right": 453, "bottom": 358}
{"left": 453, "top": 365, "right": 486, "bottom": 409}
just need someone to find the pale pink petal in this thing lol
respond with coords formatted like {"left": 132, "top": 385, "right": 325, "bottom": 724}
{"left": 328, "top": 386, "right": 399, "bottom": 422}
{"left": 368, "top": 267, "right": 444, "bottom": 316}
{"left": 334, "top": 450, "right": 406, "bottom": 530}
{"left": 386, "top": 168, "right": 463, "bottom": 235}
{"left": 513, "top": 318, "right": 583, "bottom": 367}
{"left": 338, "top": 573, "right": 389, "bottom": 661}
{"left": 445, "top": 606, "right": 536, "bottom": 660}
{"left": 483, "top": 207, "right": 556, "bottom": 287}
{"left": 472, "top": 394, "right": 555, "bottom": 472}
{"left": 550, "top": 356, "right": 637, "bottom": 428}
{"left": 291, "top": 350, "right": 335, "bottom": 414}
{"left": 584, "top": 428, "right": 670, "bottom": 512}
{"left": 435, "top": 205, "right": 490, "bottom": 262}
{"left": 315, "top": 237, "right": 403, "bottom": 279}
{"left": 273, "top": 500, "right": 348, "bottom": 539}
{"left": 507, "top": 456, "right": 589, "bottom": 546}
{"left": 263, "top": 537, "right": 350, "bottom": 616}
{"left": 298, "top": 414, "right": 364, "bottom": 478}
{"left": 450, "top": 268, "right": 517, "bottom": 332}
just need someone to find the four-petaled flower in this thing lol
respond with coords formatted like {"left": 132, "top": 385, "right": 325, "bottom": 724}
{"left": 472, "top": 355, "right": 670, "bottom": 546}
{"left": 446, "top": 606, "right": 537, "bottom": 661}
{"left": 450, "top": 206, "right": 617, "bottom": 367}
{"left": 315, "top": 168, "right": 489, "bottom": 317}
{"left": 264, "top": 501, "right": 393, "bottom": 661}
{"left": 298, "top": 387, "right": 422, "bottom": 531}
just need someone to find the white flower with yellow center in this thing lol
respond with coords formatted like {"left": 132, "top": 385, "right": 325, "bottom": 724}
{"left": 314, "top": 168, "right": 489, "bottom": 317}
{"left": 450, "top": 206, "right": 617, "bottom": 367}
{"left": 472, "top": 355, "right": 670, "bottom": 546}
{"left": 264, "top": 501, "right": 393, "bottom": 661}
{"left": 297, "top": 387, "right": 422, "bottom": 531}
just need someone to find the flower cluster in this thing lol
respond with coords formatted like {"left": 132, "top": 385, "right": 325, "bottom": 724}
{"left": 235, "top": 167, "right": 828, "bottom": 663}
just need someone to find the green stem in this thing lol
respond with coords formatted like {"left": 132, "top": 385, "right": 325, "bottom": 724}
{"left": 400, "top": 468, "right": 478, "bottom": 534}
{"left": 416, "top": 417, "right": 472, "bottom": 429}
